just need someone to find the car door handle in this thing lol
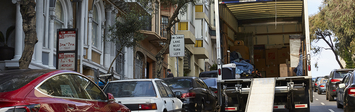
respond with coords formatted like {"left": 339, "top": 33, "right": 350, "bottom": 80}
{"left": 164, "top": 100, "right": 166, "bottom": 104}
{"left": 172, "top": 100, "right": 174, "bottom": 103}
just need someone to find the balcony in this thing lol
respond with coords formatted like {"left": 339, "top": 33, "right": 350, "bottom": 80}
{"left": 193, "top": 40, "right": 208, "bottom": 59}
{"left": 177, "top": 21, "right": 196, "bottom": 44}
{"left": 195, "top": 4, "right": 209, "bottom": 24}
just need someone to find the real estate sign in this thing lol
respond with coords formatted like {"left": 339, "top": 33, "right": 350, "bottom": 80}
{"left": 169, "top": 35, "right": 185, "bottom": 57}
{"left": 56, "top": 29, "right": 78, "bottom": 71}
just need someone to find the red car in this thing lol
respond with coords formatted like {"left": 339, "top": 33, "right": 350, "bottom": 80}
{"left": 0, "top": 69, "right": 130, "bottom": 112}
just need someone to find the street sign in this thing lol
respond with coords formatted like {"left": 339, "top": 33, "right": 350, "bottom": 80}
{"left": 58, "top": 53, "right": 76, "bottom": 70}
{"left": 58, "top": 31, "right": 76, "bottom": 51}
{"left": 169, "top": 35, "right": 185, "bottom": 57}
{"left": 56, "top": 29, "right": 78, "bottom": 71}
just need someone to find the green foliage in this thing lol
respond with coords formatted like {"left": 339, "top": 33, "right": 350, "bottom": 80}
{"left": 309, "top": 0, "right": 355, "bottom": 68}
{"left": 210, "top": 63, "right": 217, "bottom": 70}
{"left": 105, "top": 10, "right": 150, "bottom": 49}
{"left": 0, "top": 26, "right": 15, "bottom": 47}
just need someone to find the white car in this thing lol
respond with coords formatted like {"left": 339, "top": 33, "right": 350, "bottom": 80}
{"left": 103, "top": 79, "right": 183, "bottom": 112}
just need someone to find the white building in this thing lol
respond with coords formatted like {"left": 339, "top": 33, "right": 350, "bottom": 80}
{"left": 0, "top": 0, "right": 131, "bottom": 80}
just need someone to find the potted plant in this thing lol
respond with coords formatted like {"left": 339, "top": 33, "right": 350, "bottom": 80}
{"left": 0, "top": 26, "right": 15, "bottom": 60}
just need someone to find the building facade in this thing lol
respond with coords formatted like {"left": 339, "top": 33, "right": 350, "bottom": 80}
{"left": 0, "top": 0, "right": 216, "bottom": 79}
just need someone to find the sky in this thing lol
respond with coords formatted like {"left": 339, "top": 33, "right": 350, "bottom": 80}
{"left": 307, "top": 0, "right": 341, "bottom": 78}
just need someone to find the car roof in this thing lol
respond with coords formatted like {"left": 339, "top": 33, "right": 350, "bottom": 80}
{"left": 0, "top": 69, "right": 57, "bottom": 76}
{"left": 162, "top": 77, "right": 197, "bottom": 79}
{"left": 333, "top": 69, "right": 354, "bottom": 72}
{"left": 109, "top": 79, "right": 162, "bottom": 83}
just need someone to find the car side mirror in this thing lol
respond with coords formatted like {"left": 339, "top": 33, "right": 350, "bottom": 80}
{"left": 338, "top": 83, "right": 346, "bottom": 89}
{"left": 107, "top": 93, "right": 115, "bottom": 102}
{"left": 174, "top": 91, "right": 182, "bottom": 98}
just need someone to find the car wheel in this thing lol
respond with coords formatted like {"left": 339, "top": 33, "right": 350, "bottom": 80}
{"left": 317, "top": 90, "right": 321, "bottom": 95}
{"left": 337, "top": 101, "right": 343, "bottom": 108}
{"left": 329, "top": 95, "right": 335, "bottom": 101}
{"left": 326, "top": 92, "right": 329, "bottom": 100}
{"left": 344, "top": 106, "right": 351, "bottom": 112}
{"left": 196, "top": 101, "right": 204, "bottom": 112}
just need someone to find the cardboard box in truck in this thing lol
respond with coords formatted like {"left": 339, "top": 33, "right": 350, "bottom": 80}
{"left": 266, "top": 48, "right": 278, "bottom": 65}
{"left": 254, "top": 58, "right": 266, "bottom": 71}
{"left": 266, "top": 64, "right": 279, "bottom": 77}
{"left": 279, "top": 64, "right": 289, "bottom": 77}
{"left": 254, "top": 49, "right": 265, "bottom": 59}
{"left": 277, "top": 47, "right": 290, "bottom": 64}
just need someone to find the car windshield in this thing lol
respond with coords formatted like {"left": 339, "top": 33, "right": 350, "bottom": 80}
{"left": 334, "top": 71, "right": 352, "bottom": 78}
{"left": 0, "top": 69, "right": 54, "bottom": 92}
{"left": 202, "top": 78, "right": 216, "bottom": 87}
{"left": 163, "top": 79, "right": 192, "bottom": 89}
{"left": 104, "top": 81, "right": 156, "bottom": 97}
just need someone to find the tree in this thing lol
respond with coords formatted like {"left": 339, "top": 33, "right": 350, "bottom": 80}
{"left": 104, "top": 9, "right": 150, "bottom": 74}
{"left": 19, "top": 0, "right": 37, "bottom": 69}
{"left": 154, "top": 0, "right": 196, "bottom": 78}
{"left": 309, "top": 0, "right": 355, "bottom": 69}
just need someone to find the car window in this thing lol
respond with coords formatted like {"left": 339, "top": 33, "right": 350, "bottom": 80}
{"left": 72, "top": 75, "right": 106, "bottom": 100}
{"left": 334, "top": 71, "right": 352, "bottom": 78}
{"left": 155, "top": 81, "right": 168, "bottom": 97}
{"left": 163, "top": 78, "right": 192, "bottom": 89}
{"left": 0, "top": 69, "right": 54, "bottom": 92}
{"left": 38, "top": 74, "right": 106, "bottom": 100}
{"left": 202, "top": 78, "right": 217, "bottom": 87}
{"left": 196, "top": 79, "right": 208, "bottom": 89}
{"left": 104, "top": 81, "right": 156, "bottom": 97}
{"left": 161, "top": 82, "right": 174, "bottom": 97}
{"left": 344, "top": 75, "right": 351, "bottom": 85}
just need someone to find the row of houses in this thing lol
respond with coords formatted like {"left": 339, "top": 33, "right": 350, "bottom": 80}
{"left": 0, "top": 0, "right": 218, "bottom": 80}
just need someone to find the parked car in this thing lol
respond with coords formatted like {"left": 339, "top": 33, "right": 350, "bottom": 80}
{"left": 103, "top": 79, "right": 183, "bottom": 112}
{"left": 313, "top": 76, "right": 324, "bottom": 92}
{"left": 201, "top": 77, "right": 227, "bottom": 112}
{"left": 336, "top": 72, "right": 355, "bottom": 112}
{"left": 317, "top": 78, "right": 328, "bottom": 94}
{"left": 0, "top": 69, "right": 130, "bottom": 112}
{"left": 326, "top": 69, "right": 354, "bottom": 101}
{"left": 163, "top": 77, "right": 219, "bottom": 112}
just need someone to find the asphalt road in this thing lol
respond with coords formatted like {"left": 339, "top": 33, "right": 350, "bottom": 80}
{"left": 273, "top": 91, "right": 344, "bottom": 112}
{"left": 310, "top": 91, "right": 343, "bottom": 112}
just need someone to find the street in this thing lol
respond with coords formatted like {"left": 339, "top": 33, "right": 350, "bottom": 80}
{"left": 273, "top": 91, "right": 344, "bottom": 112}
{"left": 310, "top": 92, "right": 343, "bottom": 112}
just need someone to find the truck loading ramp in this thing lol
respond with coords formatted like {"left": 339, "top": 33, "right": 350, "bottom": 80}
{"left": 245, "top": 78, "right": 276, "bottom": 112}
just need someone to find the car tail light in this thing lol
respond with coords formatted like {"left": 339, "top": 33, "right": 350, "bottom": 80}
{"left": 331, "top": 79, "right": 341, "bottom": 83}
{"left": 181, "top": 92, "right": 196, "bottom": 99}
{"left": 348, "top": 87, "right": 355, "bottom": 96}
{"left": 315, "top": 83, "right": 318, "bottom": 86}
{"left": 320, "top": 85, "right": 325, "bottom": 87}
{"left": 214, "top": 91, "right": 218, "bottom": 93}
{"left": 0, "top": 104, "right": 40, "bottom": 112}
{"left": 139, "top": 103, "right": 157, "bottom": 110}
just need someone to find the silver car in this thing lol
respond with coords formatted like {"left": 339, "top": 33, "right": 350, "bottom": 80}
{"left": 317, "top": 78, "right": 328, "bottom": 94}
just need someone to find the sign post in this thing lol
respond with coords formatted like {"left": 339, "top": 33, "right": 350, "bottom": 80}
{"left": 56, "top": 29, "right": 78, "bottom": 71}
{"left": 169, "top": 35, "right": 185, "bottom": 77}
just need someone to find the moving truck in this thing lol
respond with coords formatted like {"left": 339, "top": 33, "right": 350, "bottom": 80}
{"left": 213, "top": 0, "right": 312, "bottom": 112}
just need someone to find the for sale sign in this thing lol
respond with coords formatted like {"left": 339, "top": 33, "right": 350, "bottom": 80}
{"left": 58, "top": 31, "right": 76, "bottom": 51}
{"left": 169, "top": 35, "right": 185, "bottom": 57}
{"left": 56, "top": 29, "right": 78, "bottom": 71}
